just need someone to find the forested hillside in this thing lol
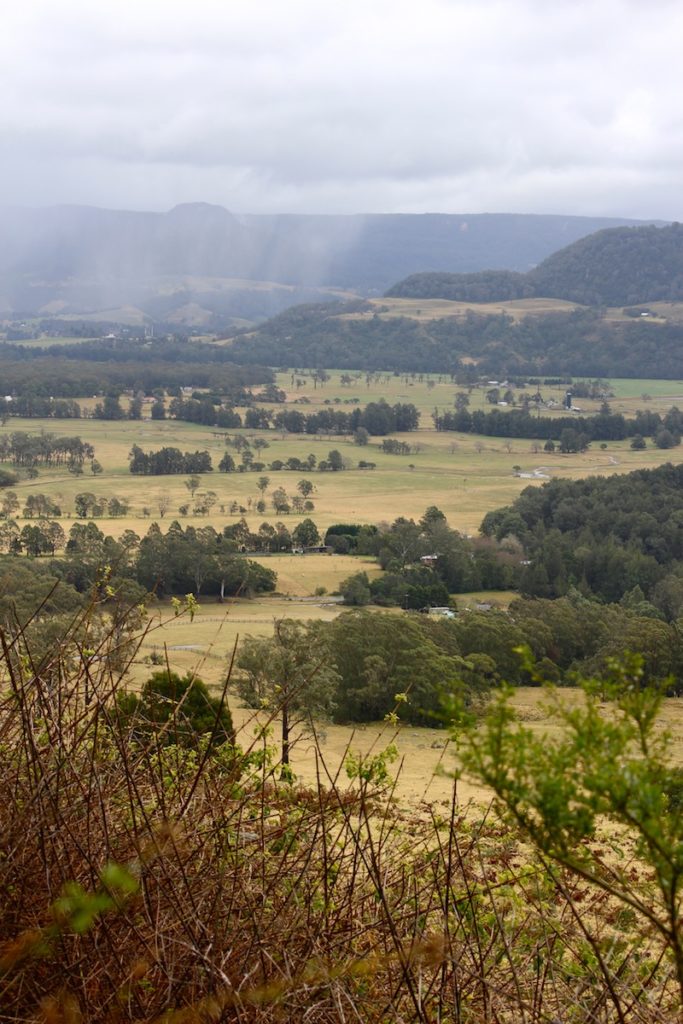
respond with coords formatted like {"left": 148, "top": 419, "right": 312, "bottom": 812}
{"left": 388, "top": 223, "right": 683, "bottom": 307}
{"left": 481, "top": 462, "right": 683, "bottom": 608}
{"left": 226, "top": 302, "right": 683, "bottom": 377}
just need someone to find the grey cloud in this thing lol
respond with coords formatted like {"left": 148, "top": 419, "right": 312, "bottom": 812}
{"left": 1, "top": 0, "right": 683, "bottom": 217}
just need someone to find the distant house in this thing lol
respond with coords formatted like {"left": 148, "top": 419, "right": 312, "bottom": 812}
{"left": 420, "top": 554, "right": 439, "bottom": 566}
{"left": 423, "top": 606, "right": 456, "bottom": 619}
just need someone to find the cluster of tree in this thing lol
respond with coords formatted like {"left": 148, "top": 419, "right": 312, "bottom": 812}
{"left": 235, "top": 587, "right": 683, "bottom": 738}
{"left": 116, "top": 670, "right": 235, "bottom": 752}
{"left": 338, "top": 508, "right": 518, "bottom": 603}
{"left": 74, "top": 493, "right": 129, "bottom": 518}
{"left": 481, "top": 462, "right": 683, "bottom": 607}
{"left": 0, "top": 431, "right": 94, "bottom": 469}
{"left": 224, "top": 299, "right": 683, "bottom": 378}
{"left": 0, "top": 396, "right": 82, "bottom": 419}
{"left": 323, "top": 523, "right": 379, "bottom": 554}
{"left": 167, "top": 395, "right": 244, "bottom": 428}
{"left": 434, "top": 404, "right": 683, "bottom": 446}
{"left": 17, "top": 492, "right": 62, "bottom": 517}
{"left": 0, "top": 519, "right": 277, "bottom": 602}
{"left": 128, "top": 445, "right": 213, "bottom": 475}
{"left": 236, "top": 612, "right": 485, "bottom": 731}
{"left": 270, "top": 400, "right": 419, "bottom": 436}
{"left": 386, "top": 269, "right": 534, "bottom": 302}
{"left": 216, "top": 447, "right": 346, "bottom": 475}
{"left": 381, "top": 439, "right": 412, "bottom": 454}
{"left": 387, "top": 224, "right": 683, "bottom": 308}
{"left": 219, "top": 515, "right": 319, "bottom": 552}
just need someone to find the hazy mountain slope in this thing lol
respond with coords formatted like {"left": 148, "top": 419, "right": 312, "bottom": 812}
{"left": 388, "top": 223, "right": 683, "bottom": 307}
{"left": 528, "top": 223, "right": 683, "bottom": 305}
{"left": 0, "top": 205, "right": 656, "bottom": 321}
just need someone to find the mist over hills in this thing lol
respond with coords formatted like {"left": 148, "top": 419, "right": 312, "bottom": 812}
{"left": 0, "top": 204, "right": 657, "bottom": 325}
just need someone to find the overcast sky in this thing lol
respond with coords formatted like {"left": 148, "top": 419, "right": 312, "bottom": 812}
{"left": 2, "top": 0, "right": 682, "bottom": 218}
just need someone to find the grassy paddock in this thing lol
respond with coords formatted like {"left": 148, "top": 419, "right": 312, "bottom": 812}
{"left": 1, "top": 409, "right": 678, "bottom": 543}
{"left": 339, "top": 295, "right": 583, "bottom": 322}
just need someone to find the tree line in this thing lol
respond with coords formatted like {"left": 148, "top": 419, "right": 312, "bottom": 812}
{"left": 129, "top": 445, "right": 213, "bottom": 475}
{"left": 0, "top": 355, "right": 271, "bottom": 400}
{"left": 434, "top": 404, "right": 683, "bottom": 446}
{"left": 0, "top": 431, "right": 95, "bottom": 469}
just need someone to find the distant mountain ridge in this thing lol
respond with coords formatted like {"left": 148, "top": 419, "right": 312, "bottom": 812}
{"left": 0, "top": 204, "right": 659, "bottom": 323}
{"left": 388, "top": 223, "right": 683, "bottom": 307}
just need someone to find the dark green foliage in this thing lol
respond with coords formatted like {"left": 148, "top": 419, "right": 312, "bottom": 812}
{"left": 272, "top": 399, "right": 419, "bottom": 436}
{"left": 135, "top": 522, "right": 277, "bottom": 597}
{"left": 481, "top": 462, "right": 683, "bottom": 607}
{"left": 0, "top": 349, "right": 270, "bottom": 402}
{"left": 0, "top": 557, "right": 84, "bottom": 622}
{"left": 128, "top": 445, "right": 213, "bottom": 475}
{"left": 456, "top": 653, "right": 683, "bottom": 1004}
{"left": 117, "top": 670, "right": 235, "bottom": 750}
{"left": 368, "top": 566, "right": 450, "bottom": 610}
{"left": 93, "top": 394, "right": 125, "bottom": 420}
{"left": 326, "top": 610, "right": 475, "bottom": 725}
{"left": 529, "top": 222, "right": 683, "bottom": 305}
{"left": 340, "top": 509, "right": 515, "bottom": 599}
{"left": 0, "top": 431, "right": 94, "bottom": 469}
{"left": 225, "top": 298, "right": 683, "bottom": 377}
{"left": 434, "top": 403, "right": 682, "bottom": 444}
{"left": 386, "top": 269, "right": 534, "bottom": 302}
{"left": 0, "top": 468, "right": 19, "bottom": 487}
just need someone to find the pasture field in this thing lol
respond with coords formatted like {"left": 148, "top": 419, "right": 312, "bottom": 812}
{"left": 2, "top": 373, "right": 682, "bottom": 808}
{"left": 0, "top": 335, "right": 100, "bottom": 348}
{"left": 271, "top": 369, "right": 683, "bottom": 419}
{"left": 0, "top": 374, "right": 680, "bottom": 546}
{"left": 340, "top": 296, "right": 583, "bottom": 322}
{"left": 0, "top": 413, "right": 678, "bottom": 543}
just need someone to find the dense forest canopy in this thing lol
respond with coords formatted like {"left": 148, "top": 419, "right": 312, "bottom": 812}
{"left": 224, "top": 301, "right": 683, "bottom": 377}
{"left": 481, "top": 462, "right": 683, "bottom": 607}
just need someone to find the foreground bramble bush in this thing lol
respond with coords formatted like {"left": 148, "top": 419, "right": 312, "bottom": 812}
{"left": 0, "top": 605, "right": 680, "bottom": 1021}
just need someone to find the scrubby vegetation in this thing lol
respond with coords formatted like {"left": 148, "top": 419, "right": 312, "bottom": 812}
{"left": 1, "top": 599, "right": 681, "bottom": 1020}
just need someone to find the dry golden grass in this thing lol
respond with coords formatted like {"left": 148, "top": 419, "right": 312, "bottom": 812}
{"left": 339, "top": 296, "right": 583, "bottom": 322}
{"left": 5, "top": 416, "right": 678, "bottom": 543}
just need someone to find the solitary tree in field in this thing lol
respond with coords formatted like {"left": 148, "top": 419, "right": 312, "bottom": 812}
{"left": 185, "top": 475, "right": 201, "bottom": 499}
{"left": 271, "top": 487, "right": 290, "bottom": 514}
{"left": 236, "top": 620, "right": 338, "bottom": 774}
{"left": 157, "top": 493, "right": 172, "bottom": 518}
{"left": 257, "top": 475, "right": 270, "bottom": 497}
{"left": 297, "top": 478, "right": 314, "bottom": 497}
